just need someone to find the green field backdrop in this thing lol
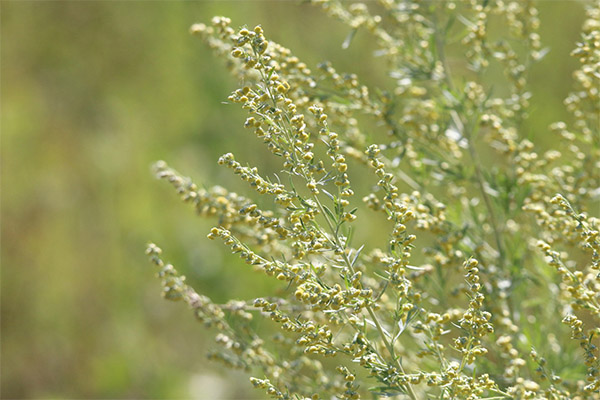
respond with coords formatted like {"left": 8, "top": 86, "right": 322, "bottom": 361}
{"left": 1, "top": 1, "right": 587, "bottom": 398}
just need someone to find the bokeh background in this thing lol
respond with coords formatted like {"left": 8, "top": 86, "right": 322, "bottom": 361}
{"left": 1, "top": 1, "right": 587, "bottom": 398}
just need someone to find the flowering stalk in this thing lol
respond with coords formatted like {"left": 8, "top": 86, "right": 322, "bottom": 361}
{"left": 149, "top": 3, "right": 600, "bottom": 398}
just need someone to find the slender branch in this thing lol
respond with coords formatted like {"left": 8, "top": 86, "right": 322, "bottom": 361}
{"left": 434, "top": 6, "right": 507, "bottom": 270}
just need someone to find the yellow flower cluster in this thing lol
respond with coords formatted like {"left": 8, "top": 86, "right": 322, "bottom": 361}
{"left": 149, "top": 1, "right": 600, "bottom": 399}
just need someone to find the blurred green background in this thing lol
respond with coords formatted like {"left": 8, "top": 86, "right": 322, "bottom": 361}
{"left": 1, "top": 1, "right": 586, "bottom": 398}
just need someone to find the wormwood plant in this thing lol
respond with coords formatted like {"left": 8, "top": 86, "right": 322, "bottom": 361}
{"left": 147, "top": 1, "right": 600, "bottom": 399}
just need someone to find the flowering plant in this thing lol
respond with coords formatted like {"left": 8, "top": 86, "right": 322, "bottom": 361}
{"left": 148, "top": 1, "right": 599, "bottom": 398}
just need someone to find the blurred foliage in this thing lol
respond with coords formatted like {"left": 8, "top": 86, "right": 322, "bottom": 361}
{"left": 1, "top": 1, "right": 586, "bottom": 398}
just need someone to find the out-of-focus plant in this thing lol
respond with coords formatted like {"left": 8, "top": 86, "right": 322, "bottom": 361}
{"left": 147, "top": 1, "right": 599, "bottom": 398}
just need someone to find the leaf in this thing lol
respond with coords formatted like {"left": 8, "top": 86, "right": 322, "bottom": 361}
{"left": 365, "top": 318, "right": 392, "bottom": 339}
{"left": 457, "top": 14, "right": 475, "bottom": 29}
{"left": 322, "top": 205, "right": 337, "bottom": 225}
{"left": 351, "top": 244, "right": 365, "bottom": 267}
{"left": 537, "top": 46, "right": 551, "bottom": 60}
{"left": 345, "top": 226, "right": 355, "bottom": 249}
{"left": 444, "top": 14, "right": 456, "bottom": 35}
{"left": 442, "top": 89, "right": 459, "bottom": 105}
{"left": 342, "top": 28, "right": 357, "bottom": 49}
{"left": 394, "top": 320, "right": 405, "bottom": 345}
{"left": 368, "top": 386, "right": 407, "bottom": 397}
{"left": 393, "top": 308, "right": 418, "bottom": 344}
{"left": 321, "top": 188, "right": 335, "bottom": 201}
{"left": 405, "top": 264, "right": 426, "bottom": 270}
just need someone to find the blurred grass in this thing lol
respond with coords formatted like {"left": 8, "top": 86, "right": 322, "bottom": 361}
{"left": 1, "top": 1, "right": 585, "bottom": 398}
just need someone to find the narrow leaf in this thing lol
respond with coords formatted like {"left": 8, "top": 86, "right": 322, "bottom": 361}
{"left": 321, "top": 188, "right": 334, "bottom": 201}
{"left": 322, "top": 205, "right": 337, "bottom": 225}
{"left": 351, "top": 244, "right": 365, "bottom": 267}
{"left": 342, "top": 28, "right": 357, "bottom": 49}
